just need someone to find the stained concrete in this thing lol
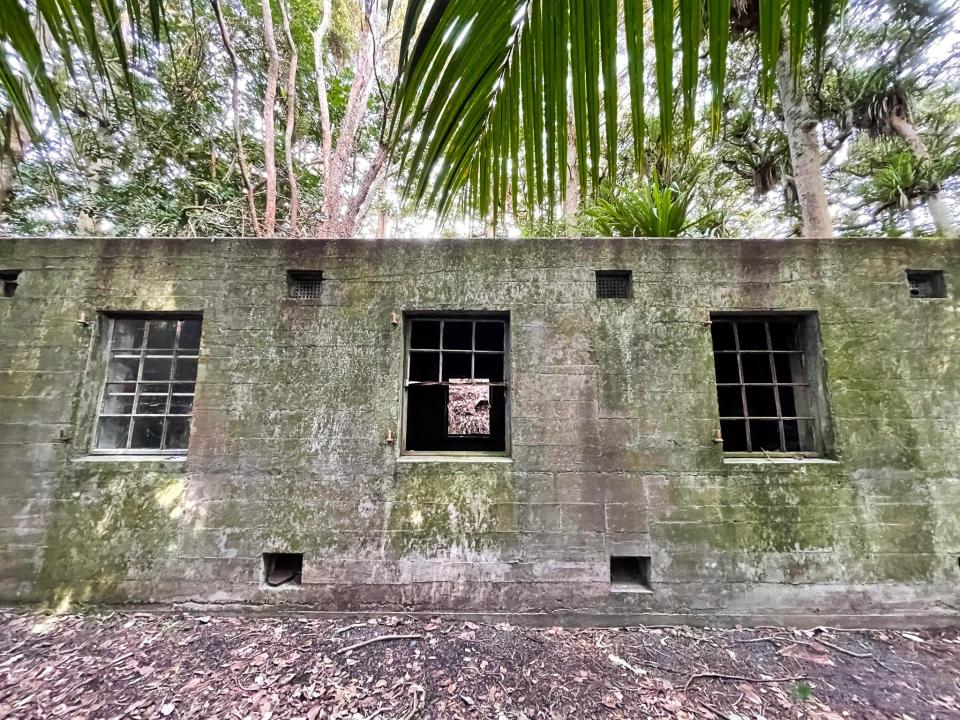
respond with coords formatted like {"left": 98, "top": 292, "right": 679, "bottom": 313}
{"left": 1, "top": 236, "right": 958, "bottom": 624}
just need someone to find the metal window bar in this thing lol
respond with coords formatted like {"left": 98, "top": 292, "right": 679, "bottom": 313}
{"left": 713, "top": 318, "right": 815, "bottom": 453}
{"left": 96, "top": 318, "right": 200, "bottom": 452}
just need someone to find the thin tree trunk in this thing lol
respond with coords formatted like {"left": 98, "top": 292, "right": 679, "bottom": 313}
{"left": 279, "top": 0, "right": 299, "bottom": 234}
{"left": 564, "top": 110, "right": 579, "bottom": 227}
{"left": 313, "top": 0, "right": 333, "bottom": 180}
{"left": 776, "top": 37, "right": 833, "bottom": 238}
{"left": 887, "top": 111, "right": 955, "bottom": 238}
{"left": 211, "top": 0, "right": 262, "bottom": 236}
{"left": 0, "top": 110, "right": 28, "bottom": 215}
{"left": 260, "top": 0, "right": 281, "bottom": 235}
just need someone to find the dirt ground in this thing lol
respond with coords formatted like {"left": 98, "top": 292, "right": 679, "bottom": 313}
{"left": 1, "top": 612, "right": 959, "bottom": 719}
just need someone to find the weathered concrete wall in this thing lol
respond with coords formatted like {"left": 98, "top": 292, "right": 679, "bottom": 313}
{"left": 1, "top": 236, "right": 958, "bottom": 624}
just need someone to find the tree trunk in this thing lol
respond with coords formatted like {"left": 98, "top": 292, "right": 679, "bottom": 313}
{"left": 211, "top": 0, "right": 262, "bottom": 236}
{"left": 887, "top": 111, "right": 955, "bottom": 238}
{"left": 313, "top": 0, "right": 333, "bottom": 180}
{"left": 0, "top": 110, "right": 28, "bottom": 215}
{"left": 564, "top": 111, "right": 579, "bottom": 227}
{"left": 776, "top": 38, "right": 833, "bottom": 238}
{"left": 279, "top": 0, "right": 299, "bottom": 234}
{"left": 260, "top": 0, "right": 281, "bottom": 235}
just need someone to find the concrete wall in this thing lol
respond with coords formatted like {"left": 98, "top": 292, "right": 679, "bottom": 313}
{"left": 1, "top": 236, "right": 958, "bottom": 624}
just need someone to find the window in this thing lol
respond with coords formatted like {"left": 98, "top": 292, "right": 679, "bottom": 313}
{"left": 287, "top": 270, "right": 324, "bottom": 299}
{"left": 0, "top": 270, "right": 20, "bottom": 298}
{"left": 906, "top": 269, "right": 947, "bottom": 299}
{"left": 710, "top": 314, "right": 828, "bottom": 455}
{"left": 403, "top": 314, "right": 509, "bottom": 454}
{"left": 262, "top": 553, "right": 303, "bottom": 588}
{"left": 95, "top": 316, "right": 202, "bottom": 453}
{"left": 595, "top": 270, "right": 632, "bottom": 299}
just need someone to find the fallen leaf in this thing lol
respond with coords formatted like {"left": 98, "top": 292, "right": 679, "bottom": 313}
{"left": 780, "top": 643, "right": 836, "bottom": 666}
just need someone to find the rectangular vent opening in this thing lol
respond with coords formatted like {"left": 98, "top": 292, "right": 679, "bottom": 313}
{"left": 610, "top": 555, "right": 651, "bottom": 590}
{"left": 262, "top": 552, "right": 303, "bottom": 588}
{"left": 288, "top": 271, "right": 325, "bottom": 299}
{"left": 596, "top": 270, "right": 632, "bottom": 299}
{"left": 1, "top": 270, "right": 21, "bottom": 298}
{"left": 906, "top": 269, "right": 946, "bottom": 299}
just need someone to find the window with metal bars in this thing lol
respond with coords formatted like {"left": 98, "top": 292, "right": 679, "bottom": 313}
{"left": 94, "top": 316, "right": 202, "bottom": 453}
{"left": 403, "top": 314, "right": 509, "bottom": 454}
{"left": 595, "top": 270, "right": 632, "bottom": 299}
{"left": 287, "top": 271, "right": 325, "bottom": 299}
{"left": 710, "top": 314, "right": 826, "bottom": 455}
{"left": 906, "top": 269, "right": 947, "bottom": 299}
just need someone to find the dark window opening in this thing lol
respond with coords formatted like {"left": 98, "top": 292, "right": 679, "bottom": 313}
{"left": 596, "top": 270, "right": 632, "bottom": 299}
{"left": 0, "top": 270, "right": 21, "bottom": 298}
{"left": 262, "top": 553, "right": 303, "bottom": 587}
{"left": 95, "top": 316, "right": 202, "bottom": 453}
{"left": 288, "top": 270, "right": 325, "bottom": 299}
{"left": 906, "top": 270, "right": 947, "bottom": 299}
{"left": 404, "top": 315, "right": 509, "bottom": 453}
{"left": 610, "top": 556, "right": 651, "bottom": 590}
{"left": 711, "top": 314, "right": 826, "bottom": 454}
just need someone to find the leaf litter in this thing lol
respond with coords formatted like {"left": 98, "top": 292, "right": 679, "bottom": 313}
{"left": 0, "top": 612, "right": 958, "bottom": 719}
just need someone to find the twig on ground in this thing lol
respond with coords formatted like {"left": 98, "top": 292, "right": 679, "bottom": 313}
{"left": 684, "top": 672, "right": 808, "bottom": 691}
{"left": 734, "top": 636, "right": 782, "bottom": 644}
{"left": 333, "top": 622, "right": 370, "bottom": 636}
{"left": 814, "top": 637, "right": 872, "bottom": 658}
{"left": 335, "top": 634, "right": 423, "bottom": 655}
{"left": 401, "top": 685, "right": 425, "bottom": 720}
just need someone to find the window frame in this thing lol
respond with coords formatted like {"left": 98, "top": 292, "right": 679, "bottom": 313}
{"left": 91, "top": 312, "right": 203, "bottom": 456}
{"left": 401, "top": 311, "right": 511, "bottom": 457}
{"left": 710, "top": 311, "right": 832, "bottom": 458}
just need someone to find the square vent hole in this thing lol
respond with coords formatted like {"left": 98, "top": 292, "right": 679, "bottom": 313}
{"left": 610, "top": 555, "right": 651, "bottom": 590}
{"left": 596, "top": 270, "right": 632, "bottom": 299}
{"left": 906, "top": 270, "right": 946, "bottom": 299}
{"left": 1, "top": 270, "right": 21, "bottom": 298}
{"left": 288, "top": 271, "right": 325, "bottom": 299}
{"left": 262, "top": 552, "right": 303, "bottom": 588}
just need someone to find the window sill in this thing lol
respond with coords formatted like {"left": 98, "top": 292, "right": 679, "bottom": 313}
{"left": 723, "top": 456, "right": 839, "bottom": 465}
{"left": 610, "top": 584, "right": 653, "bottom": 595}
{"left": 397, "top": 455, "right": 513, "bottom": 464}
{"left": 72, "top": 454, "right": 187, "bottom": 464}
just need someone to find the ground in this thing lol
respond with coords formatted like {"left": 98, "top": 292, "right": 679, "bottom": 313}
{"left": 1, "top": 612, "right": 959, "bottom": 719}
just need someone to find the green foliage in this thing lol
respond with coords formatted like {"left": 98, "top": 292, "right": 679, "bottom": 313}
{"left": 792, "top": 682, "right": 814, "bottom": 701}
{"left": 580, "top": 173, "right": 713, "bottom": 238}
{"left": 847, "top": 136, "right": 960, "bottom": 209}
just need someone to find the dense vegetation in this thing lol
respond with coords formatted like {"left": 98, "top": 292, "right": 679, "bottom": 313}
{"left": 0, "top": 0, "right": 957, "bottom": 238}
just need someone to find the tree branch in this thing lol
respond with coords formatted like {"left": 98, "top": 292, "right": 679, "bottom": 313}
{"left": 279, "top": 0, "right": 299, "bottom": 234}
{"left": 260, "top": 0, "right": 281, "bottom": 235}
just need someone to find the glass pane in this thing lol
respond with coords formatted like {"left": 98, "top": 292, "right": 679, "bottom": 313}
{"left": 169, "top": 395, "right": 194, "bottom": 415}
{"left": 716, "top": 386, "right": 743, "bottom": 418}
{"left": 710, "top": 321, "right": 736, "bottom": 351}
{"left": 410, "top": 320, "right": 441, "bottom": 349}
{"left": 102, "top": 393, "right": 135, "bottom": 414}
{"left": 746, "top": 386, "right": 777, "bottom": 417}
{"left": 442, "top": 351, "right": 472, "bottom": 381}
{"left": 141, "top": 383, "right": 170, "bottom": 394}
{"left": 713, "top": 354, "right": 740, "bottom": 384}
{"left": 408, "top": 351, "right": 440, "bottom": 382}
{"left": 475, "top": 322, "right": 504, "bottom": 351}
{"left": 737, "top": 321, "right": 769, "bottom": 350}
{"left": 178, "top": 320, "right": 202, "bottom": 350}
{"left": 174, "top": 357, "right": 199, "bottom": 381}
{"left": 172, "top": 383, "right": 196, "bottom": 395}
{"left": 740, "top": 354, "right": 773, "bottom": 383}
{"left": 108, "top": 355, "right": 141, "bottom": 382}
{"left": 96, "top": 417, "right": 130, "bottom": 449}
{"left": 131, "top": 417, "right": 164, "bottom": 449}
{"left": 142, "top": 356, "right": 173, "bottom": 381}
{"left": 443, "top": 321, "right": 472, "bottom": 350}
{"left": 136, "top": 394, "right": 168, "bottom": 414}
{"left": 720, "top": 420, "right": 747, "bottom": 452}
{"left": 474, "top": 353, "right": 504, "bottom": 383}
{"left": 769, "top": 321, "right": 799, "bottom": 351}
{"left": 104, "top": 381, "right": 137, "bottom": 395}
{"left": 146, "top": 320, "right": 178, "bottom": 349}
{"left": 111, "top": 319, "right": 145, "bottom": 349}
{"left": 163, "top": 417, "right": 191, "bottom": 450}
{"left": 749, "top": 420, "right": 783, "bottom": 452}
